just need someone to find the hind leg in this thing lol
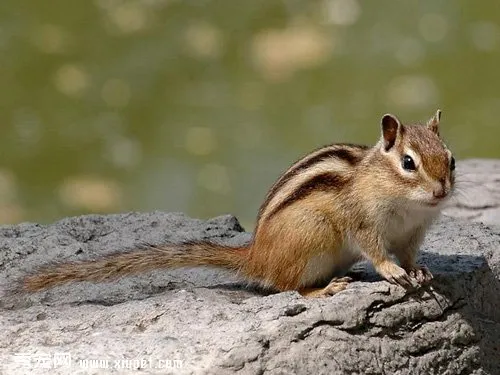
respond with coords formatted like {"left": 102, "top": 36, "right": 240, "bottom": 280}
{"left": 298, "top": 276, "right": 352, "bottom": 298}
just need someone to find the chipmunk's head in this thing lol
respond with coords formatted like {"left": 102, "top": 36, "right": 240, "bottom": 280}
{"left": 378, "top": 110, "right": 455, "bottom": 209}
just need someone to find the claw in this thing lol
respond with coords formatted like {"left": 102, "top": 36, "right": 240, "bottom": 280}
{"left": 323, "top": 276, "right": 352, "bottom": 295}
{"left": 299, "top": 276, "right": 352, "bottom": 298}
{"left": 376, "top": 261, "right": 414, "bottom": 289}
{"left": 333, "top": 276, "right": 353, "bottom": 283}
{"left": 406, "top": 265, "right": 433, "bottom": 285}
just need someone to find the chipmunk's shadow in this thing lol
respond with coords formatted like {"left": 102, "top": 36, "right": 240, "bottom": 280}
{"left": 345, "top": 251, "right": 499, "bottom": 374}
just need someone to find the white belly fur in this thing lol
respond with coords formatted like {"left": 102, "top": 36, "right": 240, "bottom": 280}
{"left": 298, "top": 206, "right": 440, "bottom": 287}
{"left": 385, "top": 205, "right": 440, "bottom": 245}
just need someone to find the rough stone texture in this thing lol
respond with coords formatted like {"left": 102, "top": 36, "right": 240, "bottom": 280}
{"left": 443, "top": 159, "right": 500, "bottom": 227}
{"left": 0, "top": 159, "right": 499, "bottom": 375}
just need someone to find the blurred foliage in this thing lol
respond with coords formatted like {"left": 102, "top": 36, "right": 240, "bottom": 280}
{"left": 0, "top": 0, "right": 499, "bottom": 228}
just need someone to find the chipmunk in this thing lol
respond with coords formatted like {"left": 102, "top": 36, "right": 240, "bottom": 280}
{"left": 22, "top": 110, "right": 455, "bottom": 298}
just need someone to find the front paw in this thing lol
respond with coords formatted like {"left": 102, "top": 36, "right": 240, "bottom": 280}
{"left": 405, "top": 265, "right": 433, "bottom": 284}
{"left": 376, "top": 261, "right": 414, "bottom": 288}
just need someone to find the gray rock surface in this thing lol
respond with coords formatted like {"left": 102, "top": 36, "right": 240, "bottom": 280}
{"left": 444, "top": 159, "right": 500, "bottom": 227}
{"left": 0, "top": 159, "right": 499, "bottom": 375}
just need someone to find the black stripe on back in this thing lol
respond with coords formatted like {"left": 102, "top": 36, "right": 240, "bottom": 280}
{"left": 292, "top": 144, "right": 368, "bottom": 172}
{"left": 257, "top": 145, "right": 367, "bottom": 220}
{"left": 265, "top": 172, "right": 348, "bottom": 220}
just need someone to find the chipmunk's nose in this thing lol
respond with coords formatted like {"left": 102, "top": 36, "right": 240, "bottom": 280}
{"left": 433, "top": 184, "right": 447, "bottom": 199}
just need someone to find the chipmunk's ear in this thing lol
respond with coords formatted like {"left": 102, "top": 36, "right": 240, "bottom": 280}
{"left": 427, "top": 109, "right": 441, "bottom": 135}
{"left": 381, "top": 114, "right": 402, "bottom": 151}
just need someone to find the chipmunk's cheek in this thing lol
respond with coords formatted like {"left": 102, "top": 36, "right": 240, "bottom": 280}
{"left": 408, "top": 187, "right": 429, "bottom": 202}
{"left": 407, "top": 188, "right": 442, "bottom": 208}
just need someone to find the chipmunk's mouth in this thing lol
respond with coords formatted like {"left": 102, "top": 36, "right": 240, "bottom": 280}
{"left": 409, "top": 199, "right": 441, "bottom": 210}
{"left": 410, "top": 190, "right": 451, "bottom": 208}
{"left": 411, "top": 197, "right": 442, "bottom": 208}
{"left": 423, "top": 197, "right": 447, "bottom": 207}
{"left": 426, "top": 201, "right": 440, "bottom": 207}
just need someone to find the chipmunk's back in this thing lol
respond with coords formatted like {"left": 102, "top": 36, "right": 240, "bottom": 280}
{"left": 256, "top": 143, "right": 371, "bottom": 227}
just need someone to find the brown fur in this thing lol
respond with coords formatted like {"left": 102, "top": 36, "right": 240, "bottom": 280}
{"left": 406, "top": 126, "right": 450, "bottom": 181}
{"left": 21, "top": 111, "right": 455, "bottom": 298}
{"left": 265, "top": 172, "right": 349, "bottom": 220}
{"left": 256, "top": 145, "right": 366, "bottom": 223}
{"left": 23, "top": 242, "right": 247, "bottom": 292}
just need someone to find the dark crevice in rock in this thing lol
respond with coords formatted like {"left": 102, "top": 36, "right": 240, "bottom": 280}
{"left": 293, "top": 319, "right": 344, "bottom": 341}
{"left": 455, "top": 203, "right": 499, "bottom": 210}
{"left": 283, "top": 303, "right": 307, "bottom": 317}
{"left": 73, "top": 298, "right": 130, "bottom": 307}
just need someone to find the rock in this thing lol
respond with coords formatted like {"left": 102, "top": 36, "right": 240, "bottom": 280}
{"left": 443, "top": 159, "right": 500, "bottom": 227}
{"left": 0, "top": 209, "right": 499, "bottom": 375}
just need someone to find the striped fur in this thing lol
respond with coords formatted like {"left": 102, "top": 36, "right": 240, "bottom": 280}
{"left": 257, "top": 145, "right": 369, "bottom": 225}
{"left": 266, "top": 172, "right": 349, "bottom": 219}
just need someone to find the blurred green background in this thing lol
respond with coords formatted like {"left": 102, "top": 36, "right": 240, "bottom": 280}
{"left": 1, "top": 0, "right": 499, "bottom": 229}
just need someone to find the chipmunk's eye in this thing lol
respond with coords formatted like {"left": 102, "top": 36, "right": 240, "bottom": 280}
{"left": 402, "top": 155, "right": 416, "bottom": 171}
{"left": 450, "top": 156, "right": 455, "bottom": 171}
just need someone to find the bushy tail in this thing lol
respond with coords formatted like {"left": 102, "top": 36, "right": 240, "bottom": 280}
{"left": 22, "top": 241, "right": 248, "bottom": 292}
